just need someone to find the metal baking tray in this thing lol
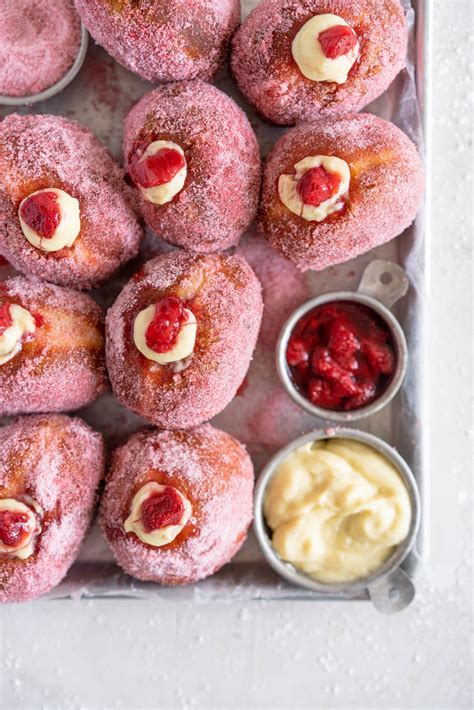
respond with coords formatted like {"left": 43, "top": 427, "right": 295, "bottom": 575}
{"left": 0, "top": 0, "right": 431, "bottom": 609}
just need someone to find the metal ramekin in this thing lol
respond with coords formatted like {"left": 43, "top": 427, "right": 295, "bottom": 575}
{"left": 254, "top": 428, "right": 421, "bottom": 613}
{"left": 276, "top": 259, "right": 410, "bottom": 422}
{"left": 0, "top": 24, "right": 88, "bottom": 107}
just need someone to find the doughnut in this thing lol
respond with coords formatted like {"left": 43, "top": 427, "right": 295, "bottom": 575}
{"left": 0, "top": 114, "right": 142, "bottom": 290}
{"left": 106, "top": 250, "right": 263, "bottom": 428}
{"left": 123, "top": 81, "right": 261, "bottom": 253}
{"left": 0, "top": 414, "right": 104, "bottom": 602}
{"left": 0, "top": 0, "right": 82, "bottom": 98}
{"left": 0, "top": 276, "right": 107, "bottom": 416}
{"left": 106, "top": 250, "right": 263, "bottom": 429}
{"left": 100, "top": 424, "right": 253, "bottom": 585}
{"left": 74, "top": 0, "right": 240, "bottom": 83}
{"left": 259, "top": 113, "right": 424, "bottom": 272}
{"left": 231, "top": 0, "right": 407, "bottom": 125}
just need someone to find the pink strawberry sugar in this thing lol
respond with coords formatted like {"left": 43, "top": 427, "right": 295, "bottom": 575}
{"left": 213, "top": 232, "right": 318, "bottom": 461}
{"left": 0, "top": 113, "right": 142, "bottom": 290}
{"left": 0, "top": 276, "right": 108, "bottom": 416}
{"left": 0, "top": 0, "right": 81, "bottom": 98}
{"left": 123, "top": 81, "right": 261, "bottom": 253}
{"left": 0, "top": 414, "right": 104, "bottom": 602}
{"left": 100, "top": 424, "right": 253, "bottom": 585}
{"left": 106, "top": 250, "right": 263, "bottom": 430}
{"left": 74, "top": 0, "right": 240, "bottom": 83}
{"left": 259, "top": 113, "right": 424, "bottom": 271}
{"left": 231, "top": 0, "right": 407, "bottom": 125}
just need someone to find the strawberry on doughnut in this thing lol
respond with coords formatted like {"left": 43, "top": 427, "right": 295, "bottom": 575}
{"left": 0, "top": 276, "right": 107, "bottom": 416}
{"left": 106, "top": 250, "right": 263, "bottom": 429}
{"left": 123, "top": 82, "right": 261, "bottom": 253}
{"left": 231, "top": 0, "right": 408, "bottom": 125}
{"left": 74, "top": 0, "right": 240, "bottom": 83}
{"left": 0, "top": 114, "right": 142, "bottom": 290}
{"left": 100, "top": 425, "right": 253, "bottom": 586}
{"left": 259, "top": 113, "right": 424, "bottom": 271}
{"left": 0, "top": 414, "right": 104, "bottom": 603}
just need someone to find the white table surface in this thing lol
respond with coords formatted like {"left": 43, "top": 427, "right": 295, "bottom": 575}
{"left": 1, "top": 1, "right": 472, "bottom": 708}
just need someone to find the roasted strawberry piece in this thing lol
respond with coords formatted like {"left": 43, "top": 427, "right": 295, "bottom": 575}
{"left": 286, "top": 335, "right": 311, "bottom": 367}
{"left": 361, "top": 339, "right": 395, "bottom": 375}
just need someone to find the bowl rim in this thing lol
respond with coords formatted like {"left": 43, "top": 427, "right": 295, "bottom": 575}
{"left": 276, "top": 290, "right": 408, "bottom": 423}
{"left": 0, "top": 24, "right": 89, "bottom": 107}
{"left": 253, "top": 427, "right": 421, "bottom": 597}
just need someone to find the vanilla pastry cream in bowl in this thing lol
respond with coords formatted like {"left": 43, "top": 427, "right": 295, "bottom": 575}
{"left": 254, "top": 429, "right": 420, "bottom": 612}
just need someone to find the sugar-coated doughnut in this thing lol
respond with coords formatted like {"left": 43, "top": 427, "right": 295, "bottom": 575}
{"left": 0, "top": 114, "right": 142, "bottom": 290}
{"left": 0, "top": 0, "right": 82, "bottom": 98}
{"left": 231, "top": 0, "right": 407, "bottom": 125}
{"left": 259, "top": 113, "right": 424, "bottom": 271}
{"left": 106, "top": 251, "right": 263, "bottom": 429}
{"left": 74, "top": 0, "right": 240, "bottom": 83}
{"left": 123, "top": 81, "right": 261, "bottom": 253}
{"left": 0, "top": 276, "right": 107, "bottom": 416}
{"left": 100, "top": 425, "right": 254, "bottom": 585}
{"left": 0, "top": 414, "right": 104, "bottom": 602}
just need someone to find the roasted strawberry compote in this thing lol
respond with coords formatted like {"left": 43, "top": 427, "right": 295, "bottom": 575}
{"left": 129, "top": 141, "right": 187, "bottom": 206}
{"left": 292, "top": 13, "right": 360, "bottom": 85}
{"left": 297, "top": 166, "right": 341, "bottom": 206}
{"left": 0, "top": 300, "right": 38, "bottom": 365}
{"left": 18, "top": 187, "right": 81, "bottom": 253}
{"left": 286, "top": 301, "right": 396, "bottom": 412}
{"left": 278, "top": 155, "right": 350, "bottom": 222}
{"left": 0, "top": 497, "right": 42, "bottom": 560}
{"left": 318, "top": 24, "right": 358, "bottom": 60}
{"left": 20, "top": 191, "right": 60, "bottom": 237}
{"left": 133, "top": 295, "right": 197, "bottom": 366}
{"left": 124, "top": 482, "right": 192, "bottom": 547}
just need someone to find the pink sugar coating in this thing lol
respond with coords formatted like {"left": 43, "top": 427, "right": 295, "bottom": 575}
{"left": 0, "top": 276, "right": 108, "bottom": 416}
{"left": 0, "top": 113, "right": 143, "bottom": 290}
{"left": 214, "top": 231, "right": 316, "bottom": 457}
{"left": 231, "top": 0, "right": 407, "bottom": 125}
{"left": 74, "top": 0, "right": 240, "bottom": 83}
{"left": 0, "top": 0, "right": 81, "bottom": 98}
{"left": 106, "top": 250, "right": 263, "bottom": 429}
{"left": 258, "top": 113, "right": 424, "bottom": 271}
{"left": 100, "top": 424, "right": 254, "bottom": 585}
{"left": 123, "top": 81, "right": 261, "bottom": 253}
{"left": 0, "top": 414, "right": 104, "bottom": 602}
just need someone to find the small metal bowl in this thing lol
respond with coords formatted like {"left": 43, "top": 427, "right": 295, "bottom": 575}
{"left": 276, "top": 259, "right": 409, "bottom": 422}
{"left": 254, "top": 428, "right": 421, "bottom": 613}
{"left": 0, "top": 24, "right": 88, "bottom": 107}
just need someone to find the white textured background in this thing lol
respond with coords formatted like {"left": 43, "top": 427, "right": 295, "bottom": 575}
{"left": 1, "top": 1, "right": 472, "bottom": 708}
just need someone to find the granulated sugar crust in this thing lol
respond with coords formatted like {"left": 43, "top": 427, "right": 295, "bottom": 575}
{"left": 123, "top": 81, "right": 261, "bottom": 253}
{"left": 259, "top": 113, "right": 424, "bottom": 271}
{"left": 0, "top": 113, "right": 142, "bottom": 290}
{"left": 106, "top": 250, "right": 263, "bottom": 429}
{"left": 231, "top": 0, "right": 407, "bottom": 125}
{"left": 100, "top": 424, "right": 254, "bottom": 585}
{"left": 74, "top": 0, "right": 240, "bottom": 83}
{"left": 0, "top": 414, "right": 104, "bottom": 602}
{"left": 0, "top": 276, "right": 107, "bottom": 416}
{"left": 0, "top": 0, "right": 81, "bottom": 98}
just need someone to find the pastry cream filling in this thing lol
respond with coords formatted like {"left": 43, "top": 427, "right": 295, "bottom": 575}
{"left": 0, "top": 304, "right": 36, "bottom": 365}
{"left": 138, "top": 140, "right": 187, "bottom": 205}
{"left": 133, "top": 305, "right": 197, "bottom": 364}
{"left": 18, "top": 188, "right": 81, "bottom": 252}
{"left": 264, "top": 439, "right": 411, "bottom": 584}
{"left": 124, "top": 482, "right": 192, "bottom": 547}
{"left": 0, "top": 497, "right": 43, "bottom": 560}
{"left": 278, "top": 155, "right": 350, "bottom": 222}
{"left": 292, "top": 14, "right": 360, "bottom": 84}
